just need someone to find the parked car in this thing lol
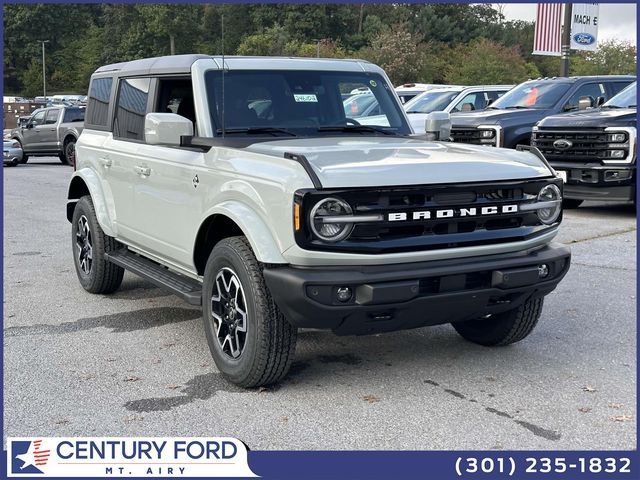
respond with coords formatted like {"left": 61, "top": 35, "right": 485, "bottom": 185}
{"left": 67, "top": 54, "right": 570, "bottom": 388}
{"left": 405, "top": 85, "right": 513, "bottom": 133}
{"left": 449, "top": 76, "right": 635, "bottom": 148}
{"left": 531, "top": 81, "right": 637, "bottom": 208}
{"left": 10, "top": 105, "right": 84, "bottom": 165}
{"left": 395, "top": 83, "right": 451, "bottom": 104}
{"left": 3, "top": 137, "right": 23, "bottom": 167}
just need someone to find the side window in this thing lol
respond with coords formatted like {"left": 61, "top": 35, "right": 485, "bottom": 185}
{"left": 610, "top": 81, "right": 632, "bottom": 97}
{"left": 564, "top": 83, "right": 605, "bottom": 110}
{"left": 486, "top": 90, "right": 506, "bottom": 103}
{"left": 45, "top": 109, "right": 60, "bottom": 125}
{"left": 30, "top": 110, "right": 46, "bottom": 126}
{"left": 155, "top": 78, "right": 195, "bottom": 128}
{"left": 86, "top": 77, "right": 113, "bottom": 127}
{"left": 114, "top": 77, "right": 151, "bottom": 140}
{"left": 452, "top": 93, "right": 483, "bottom": 112}
{"left": 63, "top": 108, "right": 85, "bottom": 123}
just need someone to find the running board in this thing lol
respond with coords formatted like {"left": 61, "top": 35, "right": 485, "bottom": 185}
{"left": 106, "top": 249, "right": 202, "bottom": 306}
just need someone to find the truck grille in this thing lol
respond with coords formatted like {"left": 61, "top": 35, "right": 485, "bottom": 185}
{"left": 531, "top": 127, "right": 629, "bottom": 162}
{"left": 450, "top": 128, "right": 486, "bottom": 144}
{"left": 295, "top": 179, "right": 559, "bottom": 254}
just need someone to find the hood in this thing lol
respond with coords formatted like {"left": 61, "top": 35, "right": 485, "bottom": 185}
{"left": 451, "top": 108, "right": 549, "bottom": 128}
{"left": 537, "top": 107, "right": 637, "bottom": 128}
{"left": 245, "top": 137, "right": 553, "bottom": 189}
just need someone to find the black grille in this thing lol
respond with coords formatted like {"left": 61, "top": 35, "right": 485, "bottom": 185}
{"left": 451, "top": 127, "right": 496, "bottom": 146}
{"left": 532, "top": 128, "right": 629, "bottom": 162}
{"left": 294, "top": 179, "right": 560, "bottom": 254}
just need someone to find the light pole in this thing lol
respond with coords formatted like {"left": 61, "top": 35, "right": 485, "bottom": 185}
{"left": 37, "top": 40, "right": 50, "bottom": 103}
{"left": 560, "top": 4, "right": 573, "bottom": 77}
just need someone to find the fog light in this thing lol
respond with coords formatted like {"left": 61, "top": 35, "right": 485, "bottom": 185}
{"left": 336, "top": 286, "right": 352, "bottom": 302}
{"left": 610, "top": 150, "right": 626, "bottom": 159}
{"left": 538, "top": 264, "right": 550, "bottom": 279}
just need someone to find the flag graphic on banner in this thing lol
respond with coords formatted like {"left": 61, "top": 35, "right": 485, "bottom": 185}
{"left": 533, "top": 3, "right": 563, "bottom": 56}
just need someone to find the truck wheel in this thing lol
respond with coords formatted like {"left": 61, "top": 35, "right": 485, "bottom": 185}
{"left": 15, "top": 140, "right": 28, "bottom": 164}
{"left": 562, "top": 199, "right": 583, "bottom": 209}
{"left": 203, "top": 236, "right": 297, "bottom": 388}
{"left": 453, "top": 297, "right": 543, "bottom": 346}
{"left": 61, "top": 138, "right": 76, "bottom": 166}
{"left": 71, "top": 195, "right": 124, "bottom": 294}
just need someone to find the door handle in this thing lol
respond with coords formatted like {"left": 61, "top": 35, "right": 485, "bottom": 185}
{"left": 99, "top": 157, "right": 112, "bottom": 168}
{"left": 135, "top": 165, "right": 151, "bottom": 176}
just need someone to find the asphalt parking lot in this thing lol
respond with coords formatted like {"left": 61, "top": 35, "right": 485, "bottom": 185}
{"left": 3, "top": 157, "right": 636, "bottom": 450}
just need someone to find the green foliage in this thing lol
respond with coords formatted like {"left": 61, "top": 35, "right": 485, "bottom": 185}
{"left": 444, "top": 38, "right": 531, "bottom": 85}
{"left": 3, "top": 3, "right": 636, "bottom": 95}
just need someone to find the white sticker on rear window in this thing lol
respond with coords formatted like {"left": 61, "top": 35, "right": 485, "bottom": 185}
{"left": 294, "top": 94, "right": 318, "bottom": 103}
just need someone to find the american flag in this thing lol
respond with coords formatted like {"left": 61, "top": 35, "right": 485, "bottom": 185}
{"left": 533, "top": 3, "right": 563, "bottom": 56}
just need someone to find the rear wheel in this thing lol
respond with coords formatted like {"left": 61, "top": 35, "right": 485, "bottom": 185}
{"left": 203, "top": 236, "right": 297, "bottom": 388}
{"left": 71, "top": 196, "right": 124, "bottom": 294}
{"left": 61, "top": 137, "right": 76, "bottom": 166}
{"left": 453, "top": 297, "right": 543, "bottom": 346}
{"left": 562, "top": 199, "right": 583, "bottom": 209}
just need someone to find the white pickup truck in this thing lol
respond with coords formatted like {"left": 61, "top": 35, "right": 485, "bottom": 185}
{"left": 67, "top": 55, "right": 570, "bottom": 387}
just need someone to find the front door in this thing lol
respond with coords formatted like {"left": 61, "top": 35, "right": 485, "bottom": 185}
{"left": 42, "top": 108, "right": 62, "bottom": 151}
{"left": 21, "top": 110, "right": 46, "bottom": 152}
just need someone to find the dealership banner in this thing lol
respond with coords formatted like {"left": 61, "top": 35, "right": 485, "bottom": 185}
{"left": 533, "top": 3, "right": 563, "bottom": 56}
{"left": 570, "top": 3, "right": 600, "bottom": 51}
{"left": 7, "top": 437, "right": 257, "bottom": 477}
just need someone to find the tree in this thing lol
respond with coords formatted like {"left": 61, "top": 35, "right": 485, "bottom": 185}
{"left": 444, "top": 38, "right": 531, "bottom": 85}
{"left": 358, "top": 23, "right": 424, "bottom": 85}
{"left": 570, "top": 40, "right": 637, "bottom": 76}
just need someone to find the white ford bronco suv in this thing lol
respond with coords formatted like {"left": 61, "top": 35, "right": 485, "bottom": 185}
{"left": 67, "top": 55, "right": 570, "bottom": 387}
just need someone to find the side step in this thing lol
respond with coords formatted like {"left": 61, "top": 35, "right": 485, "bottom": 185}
{"left": 106, "top": 249, "right": 202, "bottom": 306}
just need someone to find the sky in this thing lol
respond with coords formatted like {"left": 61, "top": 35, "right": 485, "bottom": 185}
{"left": 498, "top": 3, "right": 637, "bottom": 45}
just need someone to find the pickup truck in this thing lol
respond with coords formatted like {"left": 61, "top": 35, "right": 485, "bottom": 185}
{"left": 67, "top": 55, "right": 570, "bottom": 387}
{"left": 11, "top": 106, "right": 84, "bottom": 166}
{"left": 448, "top": 76, "right": 634, "bottom": 149}
{"left": 531, "top": 81, "right": 637, "bottom": 208}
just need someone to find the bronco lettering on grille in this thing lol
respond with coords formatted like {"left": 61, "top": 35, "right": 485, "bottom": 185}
{"left": 387, "top": 204, "right": 519, "bottom": 222}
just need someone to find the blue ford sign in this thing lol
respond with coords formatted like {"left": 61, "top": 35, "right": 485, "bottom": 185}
{"left": 573, "top": 33, "right": 596, "bottom": 45}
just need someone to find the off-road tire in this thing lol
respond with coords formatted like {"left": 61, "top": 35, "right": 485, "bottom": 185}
{"left": 71, "top": 195, "right": 124, "bottom": 294}
{"left": 203, "top": 236, "right": 297, "bottom": 388}
{"left": 453, "top": 297, "right": 544, "bottom": 346}
{"left": 562, "top": 199, "right": 583, "bottom": 209}
{"left": 61, "top": 137, "right": 76, "bottom": 166}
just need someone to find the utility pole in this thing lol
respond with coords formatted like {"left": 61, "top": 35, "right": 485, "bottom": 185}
{"left": 37, "top": 40, "right": 50, "bottom": 102}
{"left": 560, "top": 3, "right": 573, "bottom": 77}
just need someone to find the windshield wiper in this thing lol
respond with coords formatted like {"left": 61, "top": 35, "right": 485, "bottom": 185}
{"left": 317, "top": 125, "right": 398, "bottom": 136}
{"left": 216, "top": 127, "right": 297, "bottom": 137}
{"left": 503, "top": 105, "right": 532, "bottom": 109}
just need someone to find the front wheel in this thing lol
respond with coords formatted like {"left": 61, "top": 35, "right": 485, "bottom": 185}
{"left": 71, "top": 196, "right": 124, "bottom": 293}
{"left": 15, "top": 140, "right": 28, "bottom": 164}
{"left": 453, "top": 297, "right": 543, "bottom": 346}
{"left": 203, "top": 236, "right": 297, "bottom": 388}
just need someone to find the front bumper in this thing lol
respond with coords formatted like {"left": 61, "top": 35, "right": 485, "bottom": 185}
{"left": 552, "top": 162, "right": 636, "bottom": 202}
{"left": 263, "top": 243, "right": 570, "bottom": 335}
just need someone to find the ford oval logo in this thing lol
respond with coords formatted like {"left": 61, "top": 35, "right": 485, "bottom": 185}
{"left": 574, "top": 33, "right": 595, "bottom": 45}
{"left": 553, "top": 139, "right": 573, "bottom": 150}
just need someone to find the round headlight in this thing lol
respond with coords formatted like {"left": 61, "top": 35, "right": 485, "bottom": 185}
{"left": 310, "top": 197, "right": 353, "bottom": 242}
{"left": 537, "top": 184, "right": 562, "bottom": 225}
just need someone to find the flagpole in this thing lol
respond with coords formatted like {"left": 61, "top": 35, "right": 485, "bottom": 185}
{"left": 560, "top": 3, "right": 573, "bottom": 77}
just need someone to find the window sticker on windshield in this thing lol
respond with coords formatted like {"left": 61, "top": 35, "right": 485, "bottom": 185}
{"left": 294, "top": 94, "right": 318, "bottom": 103}
{"left": 369, "top": 80, "right": 377, "bottom": 87}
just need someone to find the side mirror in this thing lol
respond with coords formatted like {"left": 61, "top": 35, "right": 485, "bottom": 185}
{"left": 424, "top": 112, "right": 451, "bottom": 141}
{"left": 25, "top": 122, "right": 34, "bottom": 129}
{"left": 578, "top": 96, "right": 593, "bottom": 110}
{"left": 144, "top": 113, "right": 193, "bottom": 145}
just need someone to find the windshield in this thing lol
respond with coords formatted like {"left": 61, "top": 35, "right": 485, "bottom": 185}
{"left": 604, "top": 82, "right": 636, "bottom": 108}
{"left": 490, "top": 81, "right": 571, "bottom": 110}
{"left": 404, "top": 90, "right": 461, "bottom": 114}
{"left": 205, "top": 70, "right": 410, "bottom": 136}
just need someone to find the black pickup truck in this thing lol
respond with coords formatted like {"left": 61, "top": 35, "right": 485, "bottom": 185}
{"left": 531, "top": 82, "right": 636, "bottom": 208}
{"left": 449, "top": 76, "right": 634, "bottom": 149}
